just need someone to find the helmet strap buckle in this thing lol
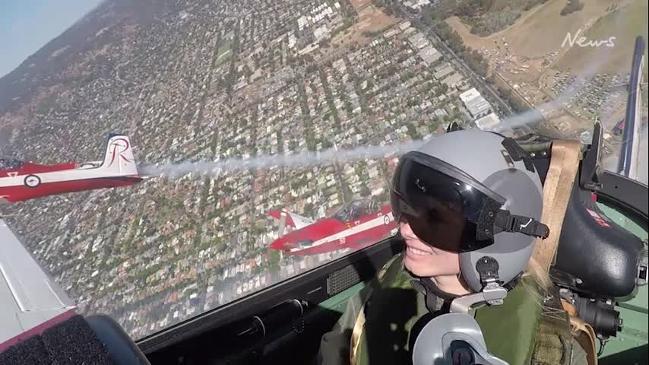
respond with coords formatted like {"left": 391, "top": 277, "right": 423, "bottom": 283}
{"left": 449, "top": 284, "right": 508, "bottom": 314}
{"left": 494, "top": 210, "right": 549, "bottom": 238}
{"left": 450, "top": 256, "right": 508, "bottom": 313}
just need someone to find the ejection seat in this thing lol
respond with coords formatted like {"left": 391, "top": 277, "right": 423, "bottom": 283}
{"left": 553, "top": 181, "right": 645, "bottom": 298}
{"left": 546, "top": 124, "right": 646, "bottom": 300}
{"left": 527, "top": 124, "right": 647, "bottom": 340}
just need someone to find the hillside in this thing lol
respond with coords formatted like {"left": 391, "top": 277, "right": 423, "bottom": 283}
{"left": 0, "top": 0, "right": 171, "bottom": 115}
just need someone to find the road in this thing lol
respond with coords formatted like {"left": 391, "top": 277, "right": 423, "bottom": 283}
{"left": 393, "top": 5, "right": 514, "bottom": 117}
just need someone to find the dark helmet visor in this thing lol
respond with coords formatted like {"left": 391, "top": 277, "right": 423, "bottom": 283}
{"left": 391, "top": 151, "right": 505, "bottom": 252}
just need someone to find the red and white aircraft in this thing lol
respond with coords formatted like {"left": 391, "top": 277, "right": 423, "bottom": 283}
{"left": 0, "top": 134, "right": 142, "bottom": 203}
{"left": 268, "top": 199, "right": 398, "bottom": 256}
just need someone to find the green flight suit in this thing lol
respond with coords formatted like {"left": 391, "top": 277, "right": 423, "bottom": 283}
{"left": 318, "top": 254, "right": 588, "bottom": 365}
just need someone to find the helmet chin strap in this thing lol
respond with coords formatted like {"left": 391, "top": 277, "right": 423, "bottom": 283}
{"left": 442, "top": 209, "right": 548, "bottom": 314}
{"left": 450, "top": 256, "right": 508, "bottom": 314}
{"left": 420, "top": 277, "right": 460, "bottom": 299}
{"left": 449, "top": 284, "right": 508, "bottom": 314}
{"left": 409, "top": 255, "right": 512, "bottom": 315}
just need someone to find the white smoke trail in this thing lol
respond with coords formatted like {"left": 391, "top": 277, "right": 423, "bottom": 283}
{"left": 142, "top": 66, "right": 602, "bottom": 180}
{"left": 141, "top": 139, "right": 426, "bottom": 179}
{"left": 142, "top": 51, "right": 616, "bottom": 180}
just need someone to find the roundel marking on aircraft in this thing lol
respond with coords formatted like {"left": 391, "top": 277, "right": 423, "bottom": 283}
{"left": 24, "top": 175, "right": 41, "bottom": 188}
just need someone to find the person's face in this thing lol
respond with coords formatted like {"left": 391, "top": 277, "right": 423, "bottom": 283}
{"left": 400, "top": 221, "right": 460, "bottom": 278}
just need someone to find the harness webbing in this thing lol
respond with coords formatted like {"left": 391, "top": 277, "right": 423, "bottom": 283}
{"left": 529, "top": 140, "right": 597, "bottom": 365}
{"left": 530, "top": 140, "right": 581, "bottom": 273}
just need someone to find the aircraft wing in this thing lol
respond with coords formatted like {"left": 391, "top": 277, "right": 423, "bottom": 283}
{"left": 0, "top": 220, "right": 76, "bottom": 352}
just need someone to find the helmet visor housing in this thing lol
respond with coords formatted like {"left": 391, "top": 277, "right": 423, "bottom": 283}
{"left": 391, "top": 152, "right": 506, "bottom": 252}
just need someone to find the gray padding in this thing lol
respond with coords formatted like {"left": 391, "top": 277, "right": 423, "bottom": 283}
{"left": 412, "top": 313, "right": 508, "bottom": 365}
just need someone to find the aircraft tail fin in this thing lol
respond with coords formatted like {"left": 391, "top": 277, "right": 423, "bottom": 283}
{"left": 268, "top": 209, "right": 314, "bottom": 231}
{"left": 287, "top": 211, "right": 314, "bottom": 229}
{"left": 101, "top": 135, "right": 138, "bottom": 176}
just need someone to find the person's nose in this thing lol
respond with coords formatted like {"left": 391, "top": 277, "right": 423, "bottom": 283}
{"left": 399, "top": 221, "right": 413, "bottom": 237}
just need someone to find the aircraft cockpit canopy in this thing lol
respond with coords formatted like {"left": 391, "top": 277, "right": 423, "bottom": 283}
{"left": 0, "top": 159, "right": 24, "bottom": 170}
{"left": 333, "top": 199, "right": 378, "bottom": 222}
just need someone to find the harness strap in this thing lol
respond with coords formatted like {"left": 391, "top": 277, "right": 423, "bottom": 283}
{"left": 350, "top": 302, "right": 365, "bottom": 364}
{"left": 562, "top": 300, "right": 598, "bottom": 365}
{"left": 350, "top": 256, "right": 402, "bottom": 364}
{"left": 528, "top": 140, "right": 598, "bottom": 365}
{"left": 569, "top": 318, "right": 598, "bottom": 365}
{"left": 530, "top": 140, "right": 581, "bottom": 274}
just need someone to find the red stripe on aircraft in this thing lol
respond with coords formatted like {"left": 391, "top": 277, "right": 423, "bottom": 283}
{"left": 0, "top": 176, "right": 141, "bottom": 202}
